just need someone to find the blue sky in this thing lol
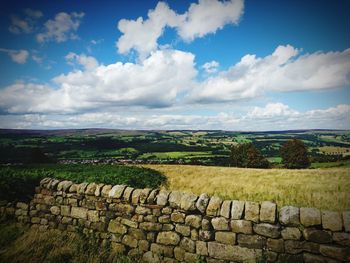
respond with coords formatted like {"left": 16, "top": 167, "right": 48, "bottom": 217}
{"left": 0, "top": 0, "right": 349, "bottom": 130}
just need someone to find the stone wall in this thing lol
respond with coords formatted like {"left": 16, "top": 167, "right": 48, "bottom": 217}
{"left": 1, "top": 177, "right": 350, "bottom": 263}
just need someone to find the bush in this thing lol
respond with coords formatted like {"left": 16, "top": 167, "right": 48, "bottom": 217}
{"left": 231, "top": 143, "right": 270, "bottom": 168}
{"left": 280, "top": 139, "right": 310, "bottom": 169}
{"left": 0, "top": 164, "right": 166, "bottom": 202}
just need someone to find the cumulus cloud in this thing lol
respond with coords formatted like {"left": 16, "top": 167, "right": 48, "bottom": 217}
{"left": 36, "top": 12, "right": 84, "bottom": 43}
{"left": 190, "top": 45, "right": 350, "bottom": 103}
{"left": 202, "top": 60, "right": 219, "bottom": 73}
{"left": 8, "top": 9, "right": 42, "bottom": 34}
{"left": 0, "top": 48, "right": 29, "bottom": 64}
{"left": 116, "top": 0, "right": 244, "bottom": 57}
{"left": 0, "top": 49, "right": 196, "bottom": 113}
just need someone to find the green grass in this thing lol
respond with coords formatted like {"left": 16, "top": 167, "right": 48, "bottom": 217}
{"left": 139, "top": 151, "right": 213, "bottom": 159}
{"left": 0, "top": 164, "right": 166, "bottom": 202}
{"left": 311, "top": 160, "right": 350, "bottom": 168}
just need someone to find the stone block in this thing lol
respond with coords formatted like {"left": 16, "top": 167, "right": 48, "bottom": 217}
{"left": 122, "top": 187, "right": 134, "bottom": 201}
{"left": 171, "top": 211, "right": 185, "bottom": 223}
{"left": 180, "top": 237, "right": 196, "bottom": 252}
{"left": 128, "top": 228, "right": 146, "bottom": 240}
{"left": 300, "top": 207, "right": 321, "bottom": 227}
{"left": 281, "top": 227, "right": 301, "bottom": 240}
{"left": 143, "top": 251, "right": 161, "bottom": 263}
{"left": 342, "top": 211, "right": 350, "bottom": 232}
{"left": 121, "top": 218, "right": 138, "bottom": 228}
{"left": 206, "top": 196, "right": 222, "bottom": 216}
{"left": 277, "top": 253, "right": 303, "bottom": 263}
{"left": 322, "top": 211, "right": 342, "bottom": 232}
{"left": 156, "top": 190, "right": 170, "bottom": 206}
{"left": 220, "top": 200, "right": 231, "bottom": 218}
{"left": 212, "top": 217, "right": 229, "bottom": 231}
{"left": 71, "top": 207, "right": 88, "bottom": 219}
{"left": 85, "top": 183, "right": 97, "bottom": 195}
{"left": 244, "top": 201, "right": 259, "bottom": 223}
{"left": 237, "top": 234, "right": 266, "bottom": 249}
{"left": 140, "top": 222, "right": 162, "bottom": 231}
{"left": 231, "top": 200, "right": 245, "bottom": 219}
{"left": 260, "top": 201, "right": 276, "bottom": 223}
{"left": 108, "top": 219, "right": 127, "bottom": 234}
{"left": 146, "top": 189, "right": 159, "bottom": 204}
{"left": 108, "top": 185, "right": 126, "bottom": 199}
{"left": 150, "top": 243, "right": 174, "bottom": 257}
{"left": 199, "top": 230, "right": 214, "bottom": 241}
{"left": 253, "top": 223, "right": 280, "bottom": 238}
{"left": 122, "top": 234, "right": 138, "bottom": 248}
{"left": 333, "top": 232, "right": 350, "bottom": 247}
{"left": 196, "top": 241, "right": 208, "bottom": 256}
{"left": 111, "top": 242, "right": 125, "bottom": 253}
{"left": 131, "top": 189, "right": 142, "bottom": 204}
{"left": 158, "top": 215, "right": 170, "bottom": 223}
{"left": 196, "top": 193, "right": 209, "bottom": 213}
{"left": 202, "top": 218, "right": 212, "bottom": 230}
{"left": 174, "top": 247, "right": 185, "bottom": 261}
{"left": 231, "top": 220, "right": 253, "bottom": 234}
{"left": 185, "top": 215, "right": 202, "bottom": 229}
{"left": 176, "top": 224, "right": 191, "bottom": 236}
{"left": 303, "top": 228, "right": 332, "bottom": 243}
{"left": 50, "top": 206, "right": 60, "bottom": 215}
{"left": 135, "top": 205, "right": 151, "bottom": 215}
{"left": 87, "top": 210, "right": 99, "bottom": 222}
{"left": 284, "top": 240, "right": 319, "bottom": 254}
{"left": 139, "top": 188, "right": 151, "bottom": 204}
{"left": 215, "top": 231, "right": 236, "bottom": 244}
{"left": 279, "top": 206, "right": 300, "bottom": 226}
{"left": 207, "top": 242, "right": 262, "bottom": 261}
{"left": 180, "top": 192, "right": 197, "bottom": 211}
{"left": 101, "top": 184, "right": 112, "bottom": 197}
{"left": 267, "top": 238, "right": 284, "bottom": 253}
{"left": 303, "top": 253, "right": 339, "bottom": 263}
{"left": 320, "top": 244, "right": 350, "bottom": 262}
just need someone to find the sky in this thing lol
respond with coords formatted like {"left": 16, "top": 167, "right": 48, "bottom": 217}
{"left": 0, "top": 0, "right": 349, "bottom": 131}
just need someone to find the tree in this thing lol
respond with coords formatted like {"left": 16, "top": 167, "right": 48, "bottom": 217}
{"left": 280, "top": 139, "right": 310, "bottom": 169}
{"left": 231, "top": 143, "right": 270, "bottom": 168}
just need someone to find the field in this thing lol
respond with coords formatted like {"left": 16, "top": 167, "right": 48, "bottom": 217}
{"left": 1, "top": 129, "right": 350, "bottom": 167}
{"left": 144, "top": 164, "right": 350, "bottom": 211}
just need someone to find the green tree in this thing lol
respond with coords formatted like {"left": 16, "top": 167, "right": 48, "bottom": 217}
{"left": 231, "top": 143, "right": 270, "bottom": 168}
{"left": 280, "top": 139, "right": 310, "bottom": 169}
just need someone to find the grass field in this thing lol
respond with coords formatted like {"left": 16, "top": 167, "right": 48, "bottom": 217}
{"left": 143, "top": 164, "right": 350, "bottom": 211}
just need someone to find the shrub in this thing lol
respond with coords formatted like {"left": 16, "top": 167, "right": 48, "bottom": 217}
{"left": 280, "top": 139, "right": 310, "bottom": 169}
{"left": 231, "top": 143, "right": 270, "bottom": 168}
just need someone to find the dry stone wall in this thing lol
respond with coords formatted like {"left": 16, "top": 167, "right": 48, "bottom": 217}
{"left": 1, "top": 177, "right": 350, "bottom": 263}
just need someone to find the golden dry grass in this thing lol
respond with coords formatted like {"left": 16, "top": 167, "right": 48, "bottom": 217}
{"left": 143, "top": 164, "right": 350, "bottom": 211}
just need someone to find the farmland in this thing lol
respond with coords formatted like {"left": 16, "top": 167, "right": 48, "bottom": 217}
{"left": 1, "top": 129, "right": 350, "bottom": 167}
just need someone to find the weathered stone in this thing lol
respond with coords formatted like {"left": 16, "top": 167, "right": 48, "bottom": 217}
{"left": 303, "top": 228, "right": 332, "bottom": 243}
{"left": 87, "top": 210, "right": 99, "bottom": 222}
{"left": 147, "top": 189, "right": 159, "bottom": 204}
{"left": 212, "top": 217, "right": 229, "bottom": 231}
{"left": 121, "top": 218, "right": 138, "bottom": 228}
{"left": 108, "top": 185, "right": 126, "bottom": 198}
{"left": 279, "top": 206, "right": 300, "bottom": 226}
{"left": 111, "top": 242, "right": 125, "bottom": 253}
{"left": 185, "top": 215, "right": 202, "bottom": 229}
{"left": 284, "top": 240, "right": 319, "bottom": 254}
{"left": 231, "top": 220, "right": 253, "bottom": 234}
{"left": 158, "top": 215, "right": 170, "bottom": 223}
{"left": 122, "top": 234, "right": 138, "bottom": 248}
{"left": 139, "top": 188, "right": 151, "bottom": 204}
{"left": 215, "top": 231, "right": 236, "bottom": 244}
{"left": 176, "top": 224, "right": 191, "bottom": 236}
{"left": 281, "top": 227, "right": 301, "bottom": 240}
{"left": 180, "top": 192, "right": 197, "bottom": 211}
{"left": 135, "top": 205, "right": 151, "bottom": 215}
{"left": 237, "top": 234, "right": 266, "bottom": 249}
{"left": 260, "top": 201, "right": 276, "bottom": 223}
{"left": 277, "top": 253, "right": 303, "bottom": 263}
{"left": 207, "top": 242, "right": 262, "bottom": 261}
{"left": 303, "top": 253, "right": 339, "bottom": 263}
{"left": 156, "top": 190, "right": 170, "bottom": 206}
{"left": 69, "top": 184, "right": 78, "bottom": 193}
{"left": 162, "top": 224, "right": 174, "bottom": 231}
{"left": 143, "top": 251, "right": 161, "bottom": 263}
{"left": 94, "top": 183, "right": 104, "bottom": 197}
{"left": 131, "top": 189, "right": 142, "bottom": 204}
{"left": 61, "top": 216, "right": 73, "bottom": 224}
{"left": 162, "top": 207, "right": 172, "bottom": 214}
{"left": 140, "top": 222, "right": 162, "bottom": 231}
{"left": 196, "top": 241, "right": 208, "bottom": 256}
{"left": 150, "top": 243, "right": 174, "bottom": 257}
{"left": 71, "top": 207, "right": 88, "bottom": 219}
{"left": 144, "top": 214, "right": 157, "bottom": 222}
{"left": 16, "top": 202, "right": 29, "bottom": 210}
{"left": 206, "top": 196, "right": 222, "bottom": 216}
{"left": 253, "top": 223, "right": 280, "bottom": 238}
{"left": 101, "top": 184, "right": 112, "bottom": 197}
{"left": 231, "top": 200, "right": 245, "bottom": 219}
{"left": 190, "top": 229, "right": 198, "bottom": 240}
{"left": 128, "top": 228, "right": 146, "bottom": 240}
{"left": 333, "top": 232, "right": 350, "bottom": 247}
{"left": 41, "top": 218, "right": 48, "bottom": 226}
{"left": 109, "top": 203, "right": 134, "bottom": 215}
{"left": 108, "top": 219, "right": 127, "bottom": 234}
{"left": 184, "top": 252, "right": 197, "bottom": 263}
{"left": 245, "top": 201, "right": 260, "bottom": 223}
{"left": 168, "top": 191, "right": 182, "bottom": 208}
{"left": 139, "top": 240, "right": 149, "bottom": 251}
{"left": 57, "top": 181, "right": 72, "bottom": 192}
{"left": 85, "top": 183, "right": 97, "bottom": 195}
{"left": 40, "top": 177, "right": 51, "bottom": 187}
{"left": 220, "top": 200, "right": 231, "bottom": 218}
{"left": 174, "top": 247, "right": 186, "bottom": 261}
{"left": 50, "top": 206, "right": 60, "bottom": 215}
{"left": 180, "top": 237, "right": 196, "bottom": 252}
{"left": 31, "top": 217, "right": 41, "bottom": 224}
{"left": 196, "top": 193, "right": 209, "bottom": 213}
{"left": 322, "top": 211, "right": 342, "bottom": 232}
{"left": 267, "top": 238, "right": 284, "bottom": 253}
{"left": 122, "top": 187, "right": 134, "bottom": 201}
{"left": 77, "top": 182, "right": 88, "bottom": 194}
{"left": 171, "top": 211, "right": 185, "bottom": 223}
{"left": 199, "top": 230, "right": 214, "bottom": 241}
{"left": 343, "top": 211, "right": 350, "bottom": 232}
{"left": 48, "top": 179, "right": 60, "bottom": 190}
{"left": 300, "top": 207, "right": 321, "bottom": 227}
{"left": 202, "top": 218, "right": 211, "bottom": 230}
{"left": 266, "top": 251, "right": 278, "bottom": 262}
{"left": 320, "top": 244, "right": 350, "bottom": 262}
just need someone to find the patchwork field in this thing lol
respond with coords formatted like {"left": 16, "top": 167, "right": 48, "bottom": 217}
{"left": 144, "top": 164, "right": 350, "bottom": 211}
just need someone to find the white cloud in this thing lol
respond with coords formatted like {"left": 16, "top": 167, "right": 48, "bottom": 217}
{"left": 0, "top": 48, "right": 29, "bottom": 64}
{"left": 65, "top": 52, "right": 99, "bottom": 71}
{"left": 190, "top": 45, "right": 350, "bottom": 103}
{"left": 8, "top": 9, "right": 42, "bottom": 34}
{"left": 36, "top": 12, "right": 84, "bottom": 43}
{"left": 247, "top": 103, "right": 299, "bottom": 119}
{"left": 0, "top": 49, "right": 196, "bottom": 113}
{"left": 202, "top": 60, "right": 219, "bottom": 73}
{"left": 116, "top": 0, "right": 244, "bottom": 57}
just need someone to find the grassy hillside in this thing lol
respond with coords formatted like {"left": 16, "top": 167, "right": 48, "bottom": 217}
{"left": 144, "top": 164, "right": 350, "bottom": 211}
